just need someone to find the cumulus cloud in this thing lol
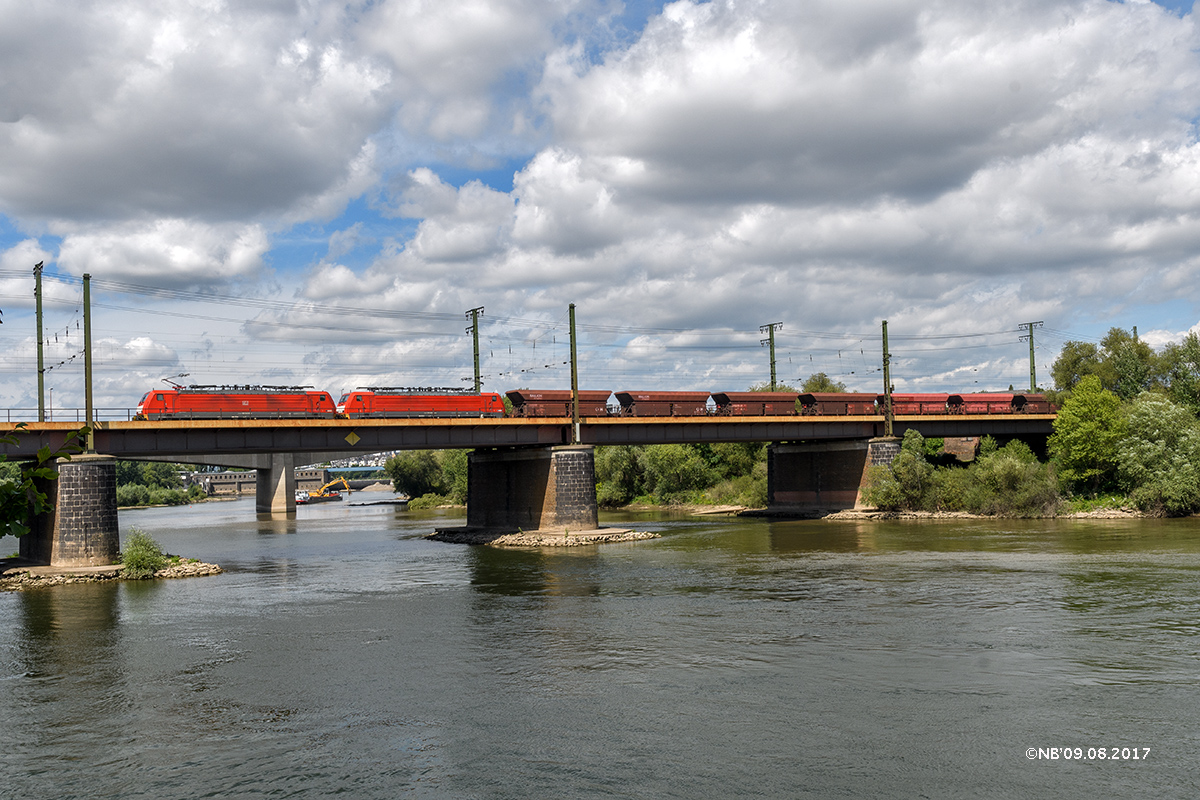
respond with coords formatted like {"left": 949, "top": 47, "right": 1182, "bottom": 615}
{"left": 55, "top": 219, "right": 269, "bottom": 285}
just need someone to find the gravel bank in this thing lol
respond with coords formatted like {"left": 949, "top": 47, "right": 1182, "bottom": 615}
{"left": 428, "top": 528, "right": 659, "bottom": 547}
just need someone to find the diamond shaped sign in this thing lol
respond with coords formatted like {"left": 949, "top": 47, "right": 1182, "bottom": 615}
{"left": 345, "top": 431, "right": 361, "bottom": 446}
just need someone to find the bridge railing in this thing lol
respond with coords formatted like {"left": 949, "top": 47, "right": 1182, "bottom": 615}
{"left": 1, "top": 408, "right": 140, "bottom": 423}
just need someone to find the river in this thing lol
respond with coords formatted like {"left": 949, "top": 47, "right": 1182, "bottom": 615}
{"left": 2, "top": 497, "right": 1198, "bottom": 798}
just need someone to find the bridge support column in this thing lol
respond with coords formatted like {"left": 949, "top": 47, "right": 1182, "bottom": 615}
{"left": 466, "top": 445, "right": 598, "bottom": 532}
{"left": 20, "top": 454, "right": 120, "bottom": 567}
{"left": 767, "top": 439, "right": 879, "bottom": 513}
{"left": 256, "top": 453, "right": 296, "bottom": 514}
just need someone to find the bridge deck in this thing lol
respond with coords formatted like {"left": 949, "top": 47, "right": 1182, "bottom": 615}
{"left": 0, "top": 414, "right": 1056, "bottom": 458}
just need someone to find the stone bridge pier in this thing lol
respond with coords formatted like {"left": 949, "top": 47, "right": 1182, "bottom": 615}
{"left": 766, "top": 437, "right": 901, "bottom": 513}
{"left": 466, "top": 445, "right": 598, "bottom": 533}
{"left": 21, "top": 454, "right": 121, "bottom": 567}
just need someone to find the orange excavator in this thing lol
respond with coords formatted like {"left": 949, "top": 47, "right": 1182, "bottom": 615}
{"left": 295, "top": 477, "right": 352, "bottom": 505}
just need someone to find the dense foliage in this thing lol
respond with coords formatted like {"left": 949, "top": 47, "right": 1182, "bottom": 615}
{"left": 115, "top": 460, "right": 206, "bottom": 507}
{"left": 1047, "top": 376, "right": 1125, "bottom": 493}
{"left": 385, "top": 449, "right": 469, "bottom": 507}
{"left": 861, "top": 431, "right": 1059, "bottom": 517}
{"left": 1044, "top": 327, "right": 1200, "bottom": 516}
{"left": 596, "top": 442, "right": 768, "bottom": 507}
{"left": 1117, "top": 393, "right": 1200, "bottom": 515}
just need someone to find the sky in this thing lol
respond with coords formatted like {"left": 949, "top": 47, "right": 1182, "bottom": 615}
{"left": 1, "top": 0, "right": 1199, "bottom": 412}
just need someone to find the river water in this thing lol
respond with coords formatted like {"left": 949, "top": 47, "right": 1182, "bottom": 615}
{"left": 2, "top": 497, "right": 1198, "bottom": 798}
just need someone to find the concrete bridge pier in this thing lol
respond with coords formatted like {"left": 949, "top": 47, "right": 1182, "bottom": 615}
{"left": 466, "top": 445, "right": 598, "bottom": 533}
{"left": 766, "top": 437, "right": 902, "bottom": 513}
{"left": 21, "top": 454, "right": 120, "bottom": 567}
{"left": 256, "top": 452, "right": 296, "bottom": 514}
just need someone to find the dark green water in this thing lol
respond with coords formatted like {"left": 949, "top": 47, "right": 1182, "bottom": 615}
{"left": 2, "top": 499, "right": 1198, "bottom": 798}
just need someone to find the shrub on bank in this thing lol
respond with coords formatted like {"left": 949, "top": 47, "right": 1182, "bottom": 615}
{"left": 149, "top": 488, "right": 190, "bottom": 506}
{"left": 862, "top": 430, "right": 1060, "bottom": 517}
{"left": 407, "top": 493, "right": 457, "bottom": 509}
{"left": 1117, "top": 392, "right": 1200, "bottom": 515}
{"left": 116, "top": 484, "right": 151, "bottom": 506}
{"left": 120, "top": 529, "right": 167, "bottom": 579}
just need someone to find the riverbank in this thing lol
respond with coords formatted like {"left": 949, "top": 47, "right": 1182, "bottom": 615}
{"left": 0, "top": 557, "right": 223, "bottom": 590}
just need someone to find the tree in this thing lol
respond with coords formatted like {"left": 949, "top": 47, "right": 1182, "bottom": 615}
{"left": 595, "top": 445, "right": 645, "bottom": 507}
{"left": 748, "top": 381, "right": 798, "bottom": 392}
{"left": 1118, "top": 392, "right": 1200, "bottom": 515}
{"left": 385, "top": 451, "right": 446, "bottom": 497}
{"left": 140, "top": 461, "right": 182, "bottom": 489}
{"left": 640, "top": 444, "right": 714, "bottom": 502}
{"left": 801, "top": 373, "right": 846, "bottom": 393}
{"left": 439, "top": 450, "right": 469, "bottom": 503}
{"left": 1051, "top": 341, "right": 1101, "bottom": 392}
{"left": 1098, "top": 328, "right": 1156, "bottom": 400}
{"left": 1048, "top": 375, "right": 1125, "bottom": 493}
{"left": 1158, "top": 332, "right": 1200, "bottom": 416}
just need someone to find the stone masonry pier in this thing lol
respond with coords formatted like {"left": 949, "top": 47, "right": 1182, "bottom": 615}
{"left": 21, "top": 454, "right": 120, "bottom": 567}
{"left": 465, "top": 445, "right": 599, "bottom": 533}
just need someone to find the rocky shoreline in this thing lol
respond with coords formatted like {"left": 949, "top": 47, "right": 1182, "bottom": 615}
{"left": 428, "top": 527, "right": 659, "bottom": 547}
{"left": 0, "top": 559, "right": 223, "bottom": 591}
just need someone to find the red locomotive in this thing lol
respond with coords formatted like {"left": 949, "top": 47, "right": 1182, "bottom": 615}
{"left": 337, "top": 388, "right": 504, "bottom": 418}
{"left": 506, "top": 390, "right": 613, "bottom": 417}
{"left": 136, "top": 385, "right": 337, "bottom": 419}
{"left": 711, "top": 392, "right": 800, "bottom": 416}
{"left": 799, "top": 392, "right": 878, "bottom": 415}
{"left": 615, "top": 391, "right": 711, "bottom": 416}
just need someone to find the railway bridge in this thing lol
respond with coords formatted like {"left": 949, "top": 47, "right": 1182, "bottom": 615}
{"left": 1, "top": 413, "right": 1054, "bottom": 566}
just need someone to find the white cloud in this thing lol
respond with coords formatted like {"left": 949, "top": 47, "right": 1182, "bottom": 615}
{"left": 56, "top": 220, "right": 269, "bottom": 285}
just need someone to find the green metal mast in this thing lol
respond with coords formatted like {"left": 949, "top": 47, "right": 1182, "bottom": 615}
{"left": 760, "top": 322, "right": 782, "bottom": 390}
{"left": 83, "top": 273, "right": 94, "bottom": 451}
{"left": 569, "top": 303, "right": 579, "bottom": 444}
{"left": 34, "top": 261, "right": 45, "bottom": 422}
{"left": 1019, "top": 321, "right": 1043, "bottom": 392}
{"left": 882, "top": 320, "right": 893, "bottom": 438}
{"left": 466, "top": 306, "right": 484, "bottom": 392}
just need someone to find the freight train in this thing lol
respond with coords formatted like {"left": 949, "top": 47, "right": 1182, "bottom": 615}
{"left": 136, "top": 386, "right": 1054, "bottom": 420}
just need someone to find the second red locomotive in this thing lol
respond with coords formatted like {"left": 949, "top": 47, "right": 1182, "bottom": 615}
{"left": 337, "top": 388, "right": 504, "bottom": 418}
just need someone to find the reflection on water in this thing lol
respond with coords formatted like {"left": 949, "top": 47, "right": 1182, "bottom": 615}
{"left": 1, "top": 498, "right": 1198, "bottom": 798}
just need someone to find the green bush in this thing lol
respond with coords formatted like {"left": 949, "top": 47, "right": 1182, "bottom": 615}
{"left": 860, "top": 464, "right": 904, "bottom": 510}
{"left": 116, "top": 484, "right": 151, "bottom": 506}
{"left": 641, "top": 444, "right": 716, "bottom": 503}
{"left": 596, "top": 481, "right": 630, "bottom": 508}
{"left": 120, "top": 529, "right": 167, "bottom": 579}
{"left": 1118, "top": 392, "right": 1200, "bottom": 515}
{"left": 595, "top": 446, "right": 645, "bottom": 504}
{"left": 861, "top": 436, "right": 1060, "bottom": 517}
{"left": 407, "top": 492, "right": 457, "bottom": 510}
{"left": 149, "top": 488, "right": 189, "bottom": 506}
